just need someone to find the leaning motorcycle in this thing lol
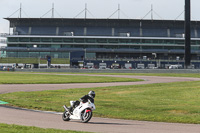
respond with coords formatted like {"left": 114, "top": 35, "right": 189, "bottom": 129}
{"left": 62, "top": 100, "right": 96, "bottom": 123}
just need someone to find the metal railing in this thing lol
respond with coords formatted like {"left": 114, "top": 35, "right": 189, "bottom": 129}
{"left": 0, "top": 33, "right": 9, "bottom": 37}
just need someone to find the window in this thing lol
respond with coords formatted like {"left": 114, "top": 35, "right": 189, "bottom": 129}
{"left": 86, "top": 53, "right": 96, "bottom": 59}
{"left": 108, "top": 39, "right": 118, "bottom": 43}
{"left": 130, "top": 39, "right": 140, "bottom": 44}
{"left": 63, "top": 38, "right": 73, "bottom": 43}
{"left": 18, "top": 52, "right": 29, "bottom": 57}
{"left": 104, "top": 45, "right": 118, "bottom": 49}
{"left": 87, "top": 45, "right": 99, "bottom": 48}
{"left": 19, "top": 38, "right": 30, "bottom": 42}
{"left": 29, "top": 52, "right": 39, "bottom": 57}
{"left": 191, "top": 46, "right": 199, "bottom": 50}
{"left": 74, "top": 45, "right": 84, "bottom": 48}
{"left": 62, "top": 45, "right": 71, "bottom": 48}
{"left": 7, "top": 44, "right": 18, "bottom": 47}
{"left": 130, "top": 46, "right": 140, "bottom": 49}
{"left": 143, "top": 40, "right": 152, "bottom": 43}
{"left": 8, "top": 37, "right": 19, "bottom": 42}
{"left": 74, "top": 38, "right": 84, "bottom": 43}
{"left": 175, "top": 40, "right": 184, "bottom": 44}
{"left": 119, "top": 39, "right": 131, "bottom": 43}
{"left": 41, "top": 38, "right": 52, "bottom": 42}
{"left": 30, "top": 38, "right": 40, "bottom": 42}
{"left": 197, "top": 41, "right": 200, "bottom": 45}
{"left": 165, "top": 40, "right": 174, "bottom": 44}
{"left": 52, "top": 38, "right": 63, "bottom": 42}
{"left": 97, "top": 39, "right": 107, "bottom": 43}
{"left": 119, "top": 45, "right": 129, "bottom": 49}
{"left": 152, "top": 40, "right": 159, "bottom": 44}
{"left": 85, "top": 38, "right": 96, "bottom": 43}
{"left": 39, "top": 45, "right": 51, "bottom": 48}
{"left": 191, "top": 40, "right": 196, "bottom": 45}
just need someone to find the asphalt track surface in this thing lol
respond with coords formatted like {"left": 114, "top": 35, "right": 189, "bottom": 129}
{"left": 0, "top": 74, "right": 200, "bottom": 133}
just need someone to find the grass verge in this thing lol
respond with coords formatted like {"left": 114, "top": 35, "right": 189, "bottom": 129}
{"left": 16, "top": 72, "right": 200, "bottom": 78}
{"left": 0, "top": 123, "right": 90, "bottom": 133}
{"left": 0, "top": 72, "right": 142, "bottom": 84}
{"left": 71, "top": 73, "right": 200, "bottom": 78}
{"left": 1, "top": 81, "right": 200, "bottom": 124}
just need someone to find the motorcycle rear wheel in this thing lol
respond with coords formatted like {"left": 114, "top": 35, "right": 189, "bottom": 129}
{"left": 62, "top": 111, "right": 71, "bottom": 121}
{"left": 81, "top": 110, "right": 92, "bottom": 123}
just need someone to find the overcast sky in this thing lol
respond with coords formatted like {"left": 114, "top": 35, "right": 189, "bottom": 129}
{"left": 0, "top": 0, "right": 200, "bottom": 33}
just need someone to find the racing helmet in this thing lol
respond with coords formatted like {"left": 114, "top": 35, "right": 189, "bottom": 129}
{"left": 88, "top": 91, "right": 95, "bottom": 98}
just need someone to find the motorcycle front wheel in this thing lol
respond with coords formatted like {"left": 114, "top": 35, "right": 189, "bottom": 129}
{"left": 62, "top": 111, "right": 71, "bottom": 121}
{"left": 81, "top": 110, "right": 92, "bottom": 123}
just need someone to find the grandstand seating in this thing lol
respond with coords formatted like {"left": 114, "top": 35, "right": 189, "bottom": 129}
{"left": 8, "top": 18, "right": 200, "bottom": 39}
{"left": 16, "top": 27, "right": 29, "bottom": 35}
{"left": 191, "top": 29, "right": 196, "bottom": 38}
{"left": 142, "top": 28, "right": 167, "bottom": 37}
{"left": 170, "top": 28, "right": 184, "bottom": 37}
{"left": 87, "top": 27, "right": 112, "bottom": 36}
{"left": 31, "top": 27, "right": 56, "bottom": 35}
{"left": 114, "top": 27, "right": 140, "bottom": 37}
{"left": 59, "top": 26, "right": 84, "bottom": 36}
{"left": 197, "top": 28, "right": 200, "bottom": 38}
{"left": 15, "top": 26, "right": 193, "bottom": 38}
{"left": 14, "top": 22, "right": 200, "bottom": 38}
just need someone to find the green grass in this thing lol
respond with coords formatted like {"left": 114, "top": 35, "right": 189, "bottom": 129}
{"left": 20, "top": 72, "right": 200, "bottom": 78}
{"left": 1, "top": 81, "right": 200, "bottom": 124}
{"left": 78, "top": 73, "right": 200, "bottom": 78}
{"left": 0, "top": 72, "right": 142, "bottom": 84}
{"left": 0, "top": 123, "right": 90, "bottom": 133}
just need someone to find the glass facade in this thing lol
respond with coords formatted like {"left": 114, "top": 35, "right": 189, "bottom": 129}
{"left": 5, "top": 36, "right": 200, "bottom": 61}
{"left": 7, "top": 36, "right": 200, "bottom": 45}
{"left": 7, "top": 36, "right": 200, "bottom": 51}
{"left": 0, "top": 51, "right": 6, "bottom": 57}
{"left": 6, "top": 51, "right": 69, "bottom": 59}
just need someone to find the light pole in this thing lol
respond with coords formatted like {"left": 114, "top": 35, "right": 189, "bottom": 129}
{"left": 185, "top": 0, "right": 191, "bottom": 68}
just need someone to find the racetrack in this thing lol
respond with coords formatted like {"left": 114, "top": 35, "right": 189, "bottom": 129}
{"left": 0, "top": 74, "right": 200, "bottom": 133}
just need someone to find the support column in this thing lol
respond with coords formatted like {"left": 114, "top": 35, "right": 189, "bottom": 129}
{"left": 139, "top": 22, "right": 143, "bottom": 37}
{"left": 56, "top": 27, "right": 59, "bottom": 35}
{"left": 28, "top": 27, "right": 32, "bottom": 35}
{"left": 194, "top": 28, "right": 198, "bottom": 38}
{"left": 84, "top": 27, "right": 87, "bottom": 36}
{"left": 112, "top": 28, "right": 115, "bottom": 36}
{"left": 167, "top": 28, "right": 170, "bottom": 37}
{"left": 185, "top": 0, "right": 191, "bottom": 68}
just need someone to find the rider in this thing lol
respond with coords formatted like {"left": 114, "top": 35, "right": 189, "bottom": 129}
{"left": 69, "top": 91, "right": 95, "bottom": 114}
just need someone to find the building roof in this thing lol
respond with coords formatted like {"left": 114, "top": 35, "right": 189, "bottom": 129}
{"left": 5, "top": 18, "right": 200, "bottom": 28}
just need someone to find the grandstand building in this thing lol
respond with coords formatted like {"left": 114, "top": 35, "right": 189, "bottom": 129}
{"left": 0, "top": 36, "right": 7, "bottom": 58}
{"left": 2, "top": 18, "right": 200, "bottom": 68}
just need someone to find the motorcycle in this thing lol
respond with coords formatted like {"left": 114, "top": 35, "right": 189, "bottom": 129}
{"left": 62, "top": 100, "right": 96, "bottom": 123}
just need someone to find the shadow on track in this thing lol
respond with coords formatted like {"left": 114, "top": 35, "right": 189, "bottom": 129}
{"left": 88, "top": 121, "right": 137, "bottom": 126}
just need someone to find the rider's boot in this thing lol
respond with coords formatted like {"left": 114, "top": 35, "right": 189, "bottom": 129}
{"left": 68, "top": 106, "right": 73, "bottom": 115}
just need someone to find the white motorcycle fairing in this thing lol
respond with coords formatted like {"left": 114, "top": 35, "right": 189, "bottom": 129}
{"left": 69, "top": 100, "right": 95, "bottom": 120}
